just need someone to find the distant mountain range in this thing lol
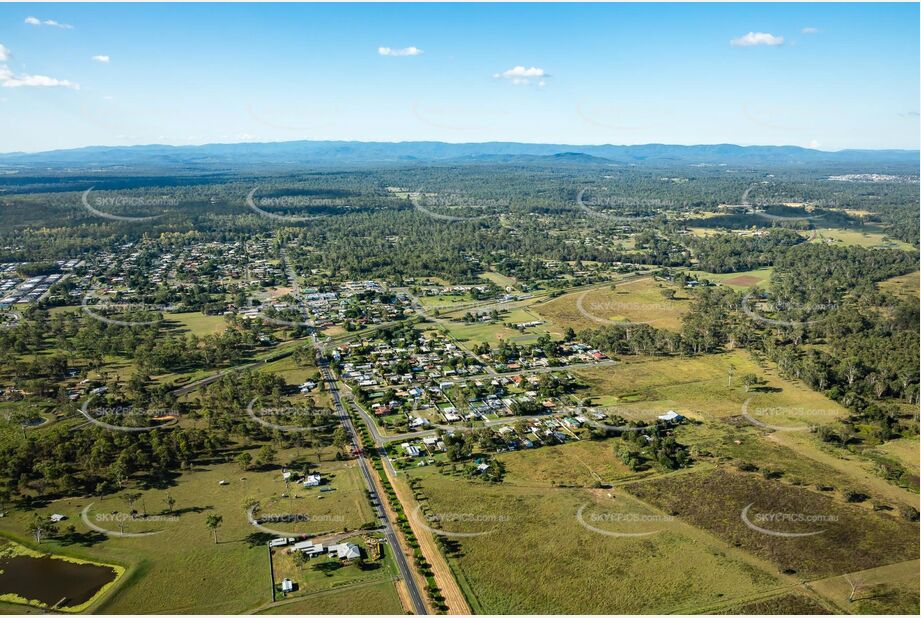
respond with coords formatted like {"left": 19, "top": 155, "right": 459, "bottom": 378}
{"left": 0, "top": 140, "right": 917, "bottom": 170}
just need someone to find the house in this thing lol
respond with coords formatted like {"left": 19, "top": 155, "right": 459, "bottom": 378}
{"left": 304, "top": 474, "right": 322, "bottom": 487}
{"left": 281, "top": 578, "right": 294, "bottom": 593}
{"left": 327, "top": 542, "right": 361, "bottom": 560}
{"left": 268, "top": 537, "right": 294, "bottom": 548}
{"left": 658, "top": 410, "right": 685, "bottom": 423}
{"left": 403, "top": 444, "right": 422, "bottom": 457}
{"left": 49, "top": 513, "right": 67, "bottom": 523}
{"left": 290, "top": 540, "right": 325, "bottom": 557}
{"left": 475, "top": 463, "right": 490, "bottom": 473}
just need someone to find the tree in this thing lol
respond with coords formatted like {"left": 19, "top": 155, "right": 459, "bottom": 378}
{"left": 255, "top": 444, "right": 276, "bottom": 469}
{"left": 235, "top": 452, "right": 253, "bottom": 471}
{"left": 27, "top": 513, "right": 57, "bottom": 543}
{"left": 122, "top": 491, "right": 142, "bottom": 513}
{"left": 332, "top": 426, "right": 349, "bottom": 456}
{"left": 206, "top": 514, "right": 223, "bottom": 544}
{"left": 742, "top": 373, "right": 760, "bottom": 392}
{"left": 165, "top": 493, "right": 176, "bottom": 514}
{"left": 564, "top": 327, "right": 576, "bottom": 342}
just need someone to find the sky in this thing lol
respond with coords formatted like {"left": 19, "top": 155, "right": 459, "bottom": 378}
{"left": 0, "top": 2, "right": 918, "bottom": 153}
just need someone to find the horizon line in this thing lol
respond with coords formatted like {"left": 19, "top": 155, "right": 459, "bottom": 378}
{"left": 3, "top": 138, "right": 919, "bottom": 157}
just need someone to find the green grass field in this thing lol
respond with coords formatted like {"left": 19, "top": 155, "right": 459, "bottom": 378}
{"left": 878, "top": 271, "right": 919, "bottom": 299}
{"left": 163, "top": 312, "right": 230, "bottom": 337}
{"left": 406, "top": 464, "right": 782, "bottom": 614}
{"left": 812, "top": 226, "right": 916, "bottom": 251}
{"left": 0, "top": 445, "right": 373, "bottom": 614}
{"left": 571, "top": 349, "right": 847, "bottom": 426}
{"left": 533, "top": 277, "right": 689, "bottom": 332}
{"left": 256, "top": 580, "right": 404, "bottom": 614}
{"left": 683, "top": 267, "right": 774, "bottom": 290}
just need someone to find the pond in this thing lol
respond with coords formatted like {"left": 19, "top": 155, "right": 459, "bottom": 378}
{"left": 0, "top": 542, "right": 120, "bottom": 610}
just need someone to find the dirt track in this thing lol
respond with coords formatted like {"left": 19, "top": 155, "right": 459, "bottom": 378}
{"left": 384, "top": 466, "right": 472, "bottom": 615}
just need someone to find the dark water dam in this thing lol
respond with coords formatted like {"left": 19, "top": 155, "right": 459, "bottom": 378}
{"left": 0, "top": 552, "right": 118, "bottom": 608}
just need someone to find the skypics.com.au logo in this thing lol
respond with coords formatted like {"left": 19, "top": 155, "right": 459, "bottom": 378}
{"left": 245, "top": 399, "right": 337, "bottom": 434}
{"left": 741, "top": 503, "right": 837, "bottom": 538}
{"left": 245, "top": 187, "right": 340, "bottom": 222}
{"left": 81, "top": 292, "right": 170, "bottom": 327}
{"left": 410, "top": 504, "right": 510, "bottom": 538}
{"left": 81, "top": 188, "right": 176, "bottom": 222}
{"left": 78, "top": 399, "right": 179, "bottom": 433}
{"left": 576, "top": 503, "right": 676, "bottom": 538}
{"left": 410, "top": 189, "right": 504, "bottom": 222}
{"left": 576, "top": 188, "right": 663, "bottom": 223}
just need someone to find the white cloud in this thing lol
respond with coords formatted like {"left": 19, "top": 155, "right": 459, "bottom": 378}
{"left": 378, "top": 46, "right": 422, "bottom": 57}
{"left": 493, "top": 65, "right": 549, "bottom": 86}
{"left": 92, "top": 55, "right": 110, "bottom": 63}
{"left": 730, "top": 32, "right": 785, "bottom": 47}
{"left": 0, "top": 44, "right": 78, "bottom": 88}
{"left": 1, "top": 73, "right": 79, "bottom": 89}
{"left": 801, "top": 27, "right": 819, "bottom": 34}
{"left": 25, "top": 16, "right": 73, "bottom": 29}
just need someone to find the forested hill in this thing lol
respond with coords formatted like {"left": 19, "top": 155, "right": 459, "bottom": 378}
{"left": 0, "top": 140, "right": 917, "bottom": 170}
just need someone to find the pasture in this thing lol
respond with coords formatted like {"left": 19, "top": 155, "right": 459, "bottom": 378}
{"left": 0, "top": 444, "right": 373, "bottom": 614}
{"left": 812, "top": 226, "right": 916, "bottom": 251}
{"left": 626, "top": 468, "right": 920, "bottom": 579}
{"left": 406, "top": 465, "right": 783, "bottom": 614}
{"left": 571, "top": 350, "right": 847, "bottom": 427}
{"left": 532, "top": 277, "right": 689, "bottom": 332}
{"left": 256, "top": 580, "right": 404, "bottom": 614}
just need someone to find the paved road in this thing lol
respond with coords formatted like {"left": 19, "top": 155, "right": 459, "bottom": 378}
{"left": 319, "top": 360, "right": 428, "bottom": 615}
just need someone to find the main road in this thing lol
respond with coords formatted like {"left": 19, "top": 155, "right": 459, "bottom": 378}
{"left": 318, "top": 359, "right": 428, "bottom": 615}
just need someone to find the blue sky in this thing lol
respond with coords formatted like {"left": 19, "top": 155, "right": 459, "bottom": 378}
{"left": 0, "top": 2, "right": 918, "bottom": 152}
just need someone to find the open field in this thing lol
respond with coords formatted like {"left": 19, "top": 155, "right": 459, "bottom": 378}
{"left": 812, "top": 226, "right": 916, "bottom": 251}
{"left": 878, "top": 270, "right": 919, "bottom": 298}
{"left": 715, "top": 593, "right": 831, "bottom": 614}
{"left": 626, "top": 468, "right": 919, "bottom": 580}
{"left": 809, "top": 559, "right": 920, "bottom": 614}
{"left": 163, "top": 312, "right": 230, "bottom": 337}
{"left": 571, "top": 349, "right": 847, "bottom": 426}
{"left": 254, "top": 461, "right": 377, "bottom": 536}
{"left": 0, "top": 445, "right": 369, "bottom": 614}
{"left": 874, "top": 437, "right": 921, "bottom": 476}
{"left": 256, "top": 580, "right": 404, "bottom": 614}
{"left": 683, "top": 267, "right": 774, "bottom": 290}
{"left": 498, "top": 439, "right": 639, "bottom": 488}
{"left": 435, "top": 305, "right": 557, "bottom": 346}
{"left": 532, "top": 277, "right": 689, "bottom": 332}
{"left": 407, "top": 465, "right": 784, "bottom": 614}
{"left": 479, "top": 271, "right": 518, "bottom": 290}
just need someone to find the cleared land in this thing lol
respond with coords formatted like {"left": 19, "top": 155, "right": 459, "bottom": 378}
{"left": 407, "top": 464, "right": 783, "bottom": 614}
{"left": 626, "top": 468, "right": 919, "bottom": 580}
{"left": 683, "top": 267, "right": 773, "bottom": 290}
{"left": 812, "top": 226, "right": 916, "bottom": 251}
{"left": 0, "top": 445, "right": 372, "bottom": 614}
{"left": 878, "top": 270, "right": 919, "bottom": 298}
{"left": 256, "top": 580, "right": 404, "bottom": 614}
{"left": 571, "top": 349, "right": 847, "bottom": 426}
{"left": 533, "top": 277, "right": 689, "bottom": 332}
